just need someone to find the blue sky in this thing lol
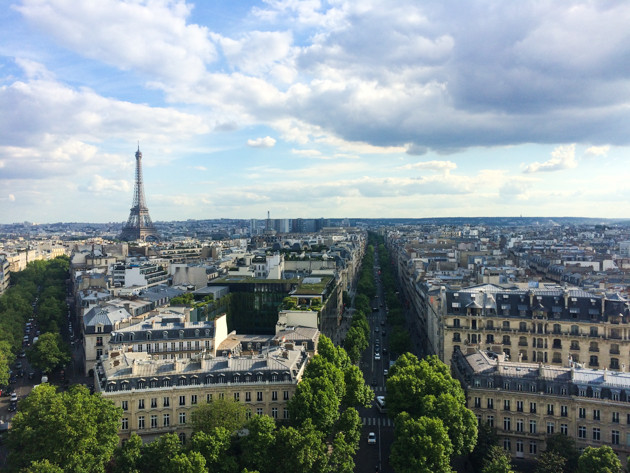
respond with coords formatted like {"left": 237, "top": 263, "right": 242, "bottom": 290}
{"left": 1, "top": 0, "right": 629, "bottom": 223}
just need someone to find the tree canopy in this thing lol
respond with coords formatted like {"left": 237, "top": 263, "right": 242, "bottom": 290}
{"left": 577, "top": 446, "right": 622, "bottom": 473}
{"left": 190, "top": 397, "right": 249, "bottom": 434}
{"left": 8, "top": 384, "right": 121, "bottom": 472}
{"left": 27, "top": 332, "right": 71, "bottom": 374}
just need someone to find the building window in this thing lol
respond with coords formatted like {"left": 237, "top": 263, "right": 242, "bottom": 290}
{"left": 503, "top": 438, "right": 511, "bottom": 451}
{"left": 151, "top": 415, "right": 158, "bottom": 429}
{"left": 246, "top": 410, "right": 252, "bottom": 420}
{"left": 179, "top": 412, "right": 186, "bottom": 424}
{"left": 207, "top": 393, "right": 213, "bottom": 403}
{"left": 179, "top": 395, "right": 185, "bottom": 406}
{"left": 283, "top": 391, "right": 289, "bottom": 401}
{"left": 529, "top": 441, "right": 537, "bottom": 455}
{"left": 516, "top": 440, "right": 523, "bottom": 453}
{"left": 547, "top": 422, "right": 555, "bottom": 434}
{"left": 219, "top": 393, "right": 225, "bottom": 400}
{"left": 96, "top": 349, "right": 103, "bottom": 358}
{"left": 547, "top": 404, "right": 554, "bottom": 415}
{"left": 474, "top": 397, "right": 481, "bottom": 408}
{"left": 504, "top": 400, "right": 510, "bottom": 411}
{"left": 561, "top": 424, "right": 568, "bottom": 435}
{"left": 578, "top": 426, "right": 586, "bottom": 439}
{"left": 151, "top": 398, "right": 157, "bottom": 408}
{"left": 504, "top": 417, "right": 511, "bottom": 431}
{"left": 487, "top": 399, "right": 494, "bottom": 409}
{"left": 272, "top": 408, "right": 278, "bottom": 419}
{"left": 256, "top": 408, "right": 263, "bottom": 416}
{"left": 516, "top": 419, "right": 524, "bottom": 432}
{"left": 121, "top": 418, "right": 128, "bottom": 430}
{"left": 613, "top": 412, "right": 620, "bottom": 424}
{"left": 138, "top": 416, "right": 145, "bottom": 430}
{"left": 191, "top": 395, "right": 197, "bottom": 405}
{"left": 283, "top": 408, "right": 289, "bottom": 419}
{"left": 517, "top": 401, "right": 523, "bottom": 412}
{"left": 593, "top": 428, "right": 600, "bottom": 441}
{"left": 163, "top": 397, "right": 170, "bottom": 407}
{"left": 530, "top": 402, "right": 536, "bottom": 414}
{"left": 453, "top": 318, "right": 461, "bottom": 328}
{"left": 271, "top": 391, "right": 278, "bottom": 401}
{"left": 612, "top": 430, "right": 620, "bottom": 445}
{"left": 234, "top": 392, "right": 240, "bottom": 401}
{"left": 121, "top": 400, "right": 128, "bottom": 411}
{"left": 593, "top": 410, "right": 600, "bottom": 421}
{"left": 179, "top": 433, "right": 186, "bottom": 444}
{"left": 561, "top": 405, "right": 568, "bottom": 417}
{"left": 257, "top": 392, "right": 263, "bottom": 402}
{"left": 530, "top": 420, "right": 536, "bottom": 434}
{"left": 246, "top": 392, "right": 251, "bottom": 402}
{"left": 487, "top": 416, "right": 494, "bottom": 427}
{"left": 579, "top": 408, "right": 586, "bottom": 419}
{"left": 163, "top": 414, "right": 170, "bottom": 427}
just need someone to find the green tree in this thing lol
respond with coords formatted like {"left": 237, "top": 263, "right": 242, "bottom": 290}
{"left": 387, "top": 354, "right": 477, "bottom": 456}
{"left": 342, "top": 364, "right": 373, "bottom": 408}
{"left": 327, "top": 432, "right": 355, "bottom": 473}
{"left": 545, "top": 433, "right": 579, "bottom": 473}
{"left": 390, "top": 413, "right": 453, "bottom": 473}
{"left": 22, "top": 459, "right": 65, "bottom": 472}
{"left": 274, "top": 420, "right": 328, "bottom": 473}
{"left": 111, "top": 432, "right": 142, "bottom": 473}
{"left": 536, "top": 451, "right": 567, "bottom": 473}
{"left": 389, "top": 326, "right": 412, "bottom": 355}
{"left": 343, "top": 326, "right": 367, "bottom": 363}
{"left": 482, "top": 445, "right": 515, "bottom": 473}
{"left": 140, "top": 433, "right": 206, "bottom": 473}
{"left": 7, "top": 384, "right": 121, "bottom": 472}
{"left": 304, "top": 355, "right": 346, "bottom": 401}
{"left": 191, "top": 397, "right": 249, "bottom": 434}
{"left": 188, "top": 427, "right": 237, "bottom": 473}
{"left": 334, "top": 407, "right": 362, "bottom": 449}
{"left": 288, "top": 377, "right": 340, "bottom": 434}
{"left": 26, "top": 332, "right": 70, "bottom": 374}
{"left": 577, "top": 446, "right": 622, "bottom": 473}
{"left": 239, "top": 415, "right": 276, "bottom": 473}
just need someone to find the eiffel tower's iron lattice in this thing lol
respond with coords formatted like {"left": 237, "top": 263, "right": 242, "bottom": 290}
{"left": 119, "top": 146, "right": 159, "bottom": 241}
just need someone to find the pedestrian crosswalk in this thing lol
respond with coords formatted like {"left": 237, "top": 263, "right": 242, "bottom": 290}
{"left": 372, "top": 386, "right": 386, "bottom": 393}
{"left": 362, "top": 416, "right": 393, "bottom": 427}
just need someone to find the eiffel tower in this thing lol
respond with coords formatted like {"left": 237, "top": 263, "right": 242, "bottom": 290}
{"left": 119, "top": 146, "right": 160, "bottom": 241}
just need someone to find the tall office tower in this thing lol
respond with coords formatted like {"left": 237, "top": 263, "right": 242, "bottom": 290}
{"left": 119, "top": 146, "right": 160, "bottom": 242}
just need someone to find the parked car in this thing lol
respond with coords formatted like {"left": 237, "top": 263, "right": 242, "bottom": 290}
{"left": 368, "top": 432, "right": 377, "bottom": 445}
{"left": 10, "top": 392, "right": 17, "bottom": 402}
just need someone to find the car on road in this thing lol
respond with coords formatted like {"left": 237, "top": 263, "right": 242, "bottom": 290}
{"left": 374, "top": 353, "right": 381, "bottom": 361}
{"left": 382, "top": 331, "right": 386, "bottom": 336}
{"left": 8, "top": 401, "right": 17, "bottom": 412}
{"left": 374, "top": 327, "right": 379, "bottom": 333}
{"left": 383, "top": 348, "right": 388, "bottom": 355}
{"left": 10, "top": 392, "right": 17, "bottom": 402}
{"left": 14, "top": 361, "right": 22, "bottom": 370}
{"left": 368, "top": 432, "right": 377, "bottom": 445}
{"left": 383, "top": 369, "right": 388, "bottom": 377}
{"left": 380, "top": 320, "right": 385, "bottom": 326}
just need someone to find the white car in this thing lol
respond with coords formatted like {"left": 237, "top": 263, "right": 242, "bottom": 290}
{"left": 10, "top": 392, "right": 18, "bottom": 402}
{"left": 368, "top": 432, "right": 377, "bottom": 445}
{"left": 374, "top": 353, "right": 381, "bottom": 361}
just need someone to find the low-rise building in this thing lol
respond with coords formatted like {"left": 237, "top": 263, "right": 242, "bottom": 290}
{"left": 453, "top": 349, "right": 630, "bottom": 465}
{"left": 95, "top": 343, "right": 309, "bottom": 442}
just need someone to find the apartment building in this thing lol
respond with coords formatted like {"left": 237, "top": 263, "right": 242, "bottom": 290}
{"left": 441, "top": 283, "right": 630, "bottom": 371}
{"left": 95, "top": 343, "right": 309, "bottom": 442}
{"left": 453, "top": 349, "right": 630, "bottom": 464}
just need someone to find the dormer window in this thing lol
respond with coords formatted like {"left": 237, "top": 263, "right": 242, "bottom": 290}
{"left": 147, "top": 331, "right": 152, "bottom": 340}
{"left": 179, "top": 330, "right": 184, "bottom": 339}
{"left": 163, "top": 331, "right": 168, "bottom": 339}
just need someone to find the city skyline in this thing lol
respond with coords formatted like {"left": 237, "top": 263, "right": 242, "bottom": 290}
{"left": 1, "top": 0, "right": 630, "bottom": 224}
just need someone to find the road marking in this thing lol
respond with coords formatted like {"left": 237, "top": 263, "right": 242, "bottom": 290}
{"left": 362, "top": 417, "right": 393, "bottom": 427}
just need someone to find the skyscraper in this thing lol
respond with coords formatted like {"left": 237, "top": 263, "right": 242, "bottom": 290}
{"left": 119, "top": 146, "right": 159, "bottom": 241}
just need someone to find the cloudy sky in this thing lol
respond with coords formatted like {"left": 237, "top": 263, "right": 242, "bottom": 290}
{"left": 1, "top": 0, "right": 629, "bottom": 223}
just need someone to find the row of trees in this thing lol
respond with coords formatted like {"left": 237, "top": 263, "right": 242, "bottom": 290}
{"left": 0, "top": 257, "right": 71, "bottom": 386}
{"left": 386, "top": 354, "right": 478, "bottom": 473}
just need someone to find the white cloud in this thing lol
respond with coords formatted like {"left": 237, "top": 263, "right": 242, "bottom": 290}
{"left": 82, "top": 175, "right": 131, "bottom": 194}
{"left": 398, "top": 160, "right": 457, "bottom": 173}
{"left": 291, "top": 149, "right": 321, "bottom": 157}
{"left": 8, "top": 194, "right": 15, "bottom": 202}
{"left": 584, "top": 145, "right": 610, "bottom": 158}
{"left": 523, "top": 144, "right": 577, "bottom": 173}
{"left": 247, "top": 136, "right": 276, "bottom": 148}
